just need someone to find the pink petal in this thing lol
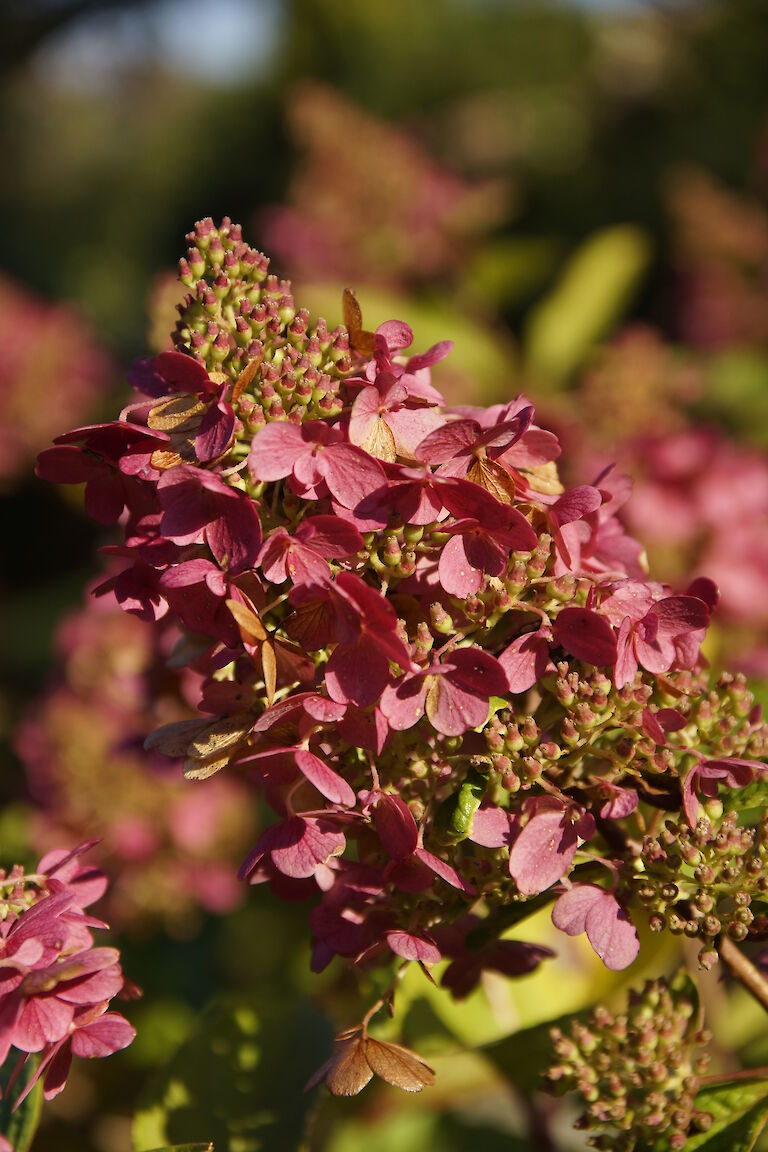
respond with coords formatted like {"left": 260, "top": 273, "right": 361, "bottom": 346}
{"left": 553, "top": 608, "right": 618, "bottom": 667}
{"left": 295, "top": 749, "right": 356, "bottom": 807}
{"left": 599, "top": 786, "right": 638, "bottom": 820}
{"left": 499, "top": 631, "right": 549, "bottom": 693}
{"left": 414, "top": 848, "right": 473, "bottom": 892}
{"left": 425, "top": 674, "right": 489, "bottom": 736}
{"left": 153, "top": 350, "right": 211, "bottom": 391}
{"left": 195, "top": 400, "right": 236, "bottom": 462}
{"left": 385, "top": 930, "right": 440, "bottom": 964}
{"left": 320, "top": 445, "right": 387, "bottom": 508}
{"left": 438, "top": 534, "right": 483, "bottom": 597}
{"left": 248, "top": 421, "right": 306, "bottom": 481}
{"left": 551, "top": 884, "right": 605, "bottom": 936}
{"left": 508, "top": 808, "right": 578, "bottom": 895}
{"left": 468, "top": 805, "right": 512, "bottom": 848}
{"left": 650, "top": 595, "right": 709, "bottom": 638}
{"left": 71, "top": 1012, "right": 136, "bottom": 1058}
{"left": 325, "top": 635, "right": 390, "bottom": 708}
{"left": 14, "top": 997, "right": 74, "bottom": 1052}
{"left": 585, "top": 894, "right": 639, "bottom": 971}
{"left": 551, "top": 486, "right": 602, "bottom": 526}
{"left": 271, "top": 818, "right": 346, "bottom": 879}
{"left": 376, "top": 319, "right": 414, "bottom": 350}
{"left": 380, "top": 674, "right": 428, "bottom": 731}
{"left": 374, "top": 795, "right": 418, "bottom": 859}
{"left": 415, "top": 419, "right": 479, "bottom": 464}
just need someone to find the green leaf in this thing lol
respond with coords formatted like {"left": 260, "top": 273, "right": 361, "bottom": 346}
{"left": 0, "top": 1056, "right": 43, "bottom": 1152}
{"left": 657, "top": 1076, "right": 768, "bottom": 1152}
{"left": 132, "top": 995, "right": 332, "bottom": 1152}
{"left": 524, "top": 225, "right": 651, "bottom": 384}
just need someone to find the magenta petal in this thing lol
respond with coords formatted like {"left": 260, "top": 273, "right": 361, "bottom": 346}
{"left": 42, "top": 1042, "right": 73, "bottom": 1100}
{"left": 153, "top": 350, "right": 211, "bottom": 391}
{"left": 84, "top": 472, "right": 125, "bottom": 524}
{"left": 326, "top": 635, "right": 389, "bottom": 708}
{"left": 385, "top": 930, "right": 440, "bottom": 964}
{"left": 554, "top": 608, "right": 618, "bottom": 667}
{"left": 551, "top": 884, "right": 605, "bottom": 936}
{"left": 295, "top": 749, "right": 356, "bottom": 807}
{"left": 508, "top": 809, "right": 578, "bottom": 895}
{"left": 373, "top": 795, "right": 418, "bottom": 859}
{"left": 270, "top": 817, "right": 346, "bottom": 879}
{"left": 599, "top": 786, "right": 638, "bottom": 820}
{"left": 650, "top": 595, "right": 709, "bottom": 638}
{"left": 70, "top": 1012, "right": 136, "bottom": 1058}
{"left": 195, "top": 400, "right": 236, "bottom": 462}
{"left": 584, "top": 894, "right": 639, "bottom": 971}
{"left": 414, "top": 848, "right": 472, "bottom": 892}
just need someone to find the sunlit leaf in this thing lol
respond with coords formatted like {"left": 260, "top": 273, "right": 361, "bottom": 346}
{"left": 667, "top": 1076, "right": 768, "bottom": 1152}
{"left": 0, "top": 1056, "right": 43, "bottom": 1152}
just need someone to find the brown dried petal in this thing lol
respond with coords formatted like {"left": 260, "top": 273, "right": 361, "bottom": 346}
{"left": 227, "top": 597, "right": 268, "bottom": 642}
{"left": 342, "top": 287, "right": 376, "bottom": 357}
{"left": 361, "top": 416, "right": 397, "bottom": 463}
{"left": 363, "top": 1038, "right": 435, "bottom": 1092}
{"left": 147, "top": 393, "right": 205, "bottom": 432}
{"left": 467, "top": 456, "right": 518, "bottom": 504}
{"left": 232, "top": 356, "right": 262, "bottom": 403}
{"left": 520, "top": 460, "right": 563, "bottom": 496}
{"left": 325, "top": 1036, "right": 375, "bottom": 1097}
{"left": 144, "top": 718, "right": 213, "bottom": 758}
{"left": 261, "top": 640, "right": 277, "bottom": 706}
{"left": 187, "top": 713, "right": 255, "bottom": 760}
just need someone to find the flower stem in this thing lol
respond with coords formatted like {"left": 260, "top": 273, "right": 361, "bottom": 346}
{"left": 718, "top": 935, "right": 768, "bottom": 1013}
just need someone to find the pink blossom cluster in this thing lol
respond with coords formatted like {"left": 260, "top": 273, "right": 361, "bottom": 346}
{"left": 15, "top": 591, "right": 256, "bottom": 930}
{"left": 37, "top": 220, "right": 768, "bottom": 1024}
{"left": 261, "top": 84, "right": 506, "bottom": 290}
{"left": 0, "top": 844, "right": 134, "bottom": 1104}
{"left": 561, "top": 327, "right": 768, "bottom": 677}
{"left": 0, "top": 273, "right": 111, "bottom": 485}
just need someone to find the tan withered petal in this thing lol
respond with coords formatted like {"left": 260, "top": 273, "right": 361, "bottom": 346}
{"left": 226, "top": 597, "right": 267, "bottom": 642}
{"left": 147, "top": 393, "right": 205, "bottom": 432}
{"left": 467, "top": 456, "right": 518, "bottom": 504}
{"left": 183, "top": 752, "right": 233, "bottom": 780}
{"left": 519, "top": 460, "right": 564, "bottom": 496}
{"left": 150, "top": 447, "right": 189, "bottom": 470}
{"left": 361, "top": 416, "right": 397, "bottom": 462}
{"left": 261, "top": 640, "right": 277, "bottom": 706}
{"left": 363, "top": 1038, "right": 436, "bottom": 1092}
{"left": 324, "top": 1036, "right": 375, "bottom": 1097}
{"left": 231, "top": 356, "right": 262, "bottom": 403}
{"left": 342, "top": 287, "right": 376, "bottom": 358}
{"left": 186, "top": 713, "right": 255, "bottom": 760}
{"left": 144, "top": 718, "right": 214, "bottom": 757}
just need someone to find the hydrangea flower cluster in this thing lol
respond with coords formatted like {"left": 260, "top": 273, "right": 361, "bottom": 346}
{"left": 0, "top": 273, "right": 110, "bottom": 486}
{"left": 15, "top": 591, "right": 255, "bottom": 930}
{"left": 547, "top": 973, "right": 712, "bottom": 1150}
{"left": 0, "top": 843, "right": 135, "bottom": 1104}
{"left": 37, "top": 219, "right": 768, "bottom": 1077}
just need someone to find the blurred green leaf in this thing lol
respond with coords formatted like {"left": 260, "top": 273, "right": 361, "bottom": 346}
{"left": 670, "top": 1077, "right": 768, "bottom": 1152}
{"left": 702, "top": 350, "right": 768, "bottom": 449}
{"left": 466, "top": 237, "right": 561, "bottom": 309}
{"left": 524, "top": 225, "right": 651, "bottom": 385}
{"left": 0, "top": 1056, "right": 43, "bottom": 1152}
{"left": 132, "top": 994, "right": 332, "bottom": 1152}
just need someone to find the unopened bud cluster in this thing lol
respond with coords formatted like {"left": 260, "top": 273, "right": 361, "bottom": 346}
{"left": 635, "top": 811, "right": 768, "bottom": 964}
{"left": 175, "top": 217, "right": 348, "bottom": 422}
{"left": 547, "top": 975, "right": 712, "bottom": 1150}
